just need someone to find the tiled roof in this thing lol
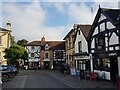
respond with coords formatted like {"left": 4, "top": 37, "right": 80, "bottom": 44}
{"left": 101, "top": 8, "right": 120, "bottom": 24}
{"left": 42, "top": 41, "right": 65, "bottom": 50}
{"left": 24, "top": 41, "right": 41, "bottom": 46}
{"left": 79, "top": 25, "right": 91, "bottom": 39}
{"left": 25, "top": 40, "right": 65, "bottom": 50}
{"left": 0, "top": 27, "right": 9, "bottom": 32}
{"left": 63, "top": 29, "right": 75, "bottom": 40}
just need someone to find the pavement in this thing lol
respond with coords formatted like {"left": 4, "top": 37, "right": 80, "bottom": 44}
{"left": 2, "top": 69, "right": 118, "bottom": 89}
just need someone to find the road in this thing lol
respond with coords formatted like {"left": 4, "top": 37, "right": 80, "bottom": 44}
{"left": 2, "top": 69, "right": 117, "bottom": 89}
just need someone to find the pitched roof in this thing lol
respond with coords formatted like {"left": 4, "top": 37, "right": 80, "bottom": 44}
{"left": 25, "top": 41, "right": 41, "bottom": 46}
{"left": 79, "top": 25, "right": 91, "bottom": 39}
{"left": 63, "top": 29, "right": 75, "bottom": 40}
{"left": 0, "top": 27, "right": 9, "bottom": 32}
{"left": 42, "top": 41, "right": 65, "bottom": 50}
{"left": 25, "top": 40, "right": 65, "bottom": 50}
{"left": 73, "top": 24, "right": 91, "bottom": 44}
{"left": 101, "top": 8, "right": 120, "bottom": 24}
{"left": 87, "top": 7, "right": 120, "bottom": 41}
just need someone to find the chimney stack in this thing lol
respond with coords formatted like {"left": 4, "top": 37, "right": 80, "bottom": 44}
{"left": 7, "top": 21, "right": 11, "bottom": 32}
{"left": 41, "top": 36, "right": 45, "bottom": 45}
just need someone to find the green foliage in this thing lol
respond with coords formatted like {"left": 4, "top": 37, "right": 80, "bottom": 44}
{"left": 17, "top": 39, "right": 28, "bottom": 46}
{"left": 4, "top": 44, "right": 28, "bottom": 65}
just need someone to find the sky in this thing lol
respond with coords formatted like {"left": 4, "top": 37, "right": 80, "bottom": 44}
{"left": 0, "top": 0, "right": 119, "bottom": 42}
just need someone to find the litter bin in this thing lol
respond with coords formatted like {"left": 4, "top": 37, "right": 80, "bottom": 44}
{"left": 76, "top": 70, "right": 80, "bottom": 77}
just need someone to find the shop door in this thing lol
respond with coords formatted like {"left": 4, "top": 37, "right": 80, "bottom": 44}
{"left": 44, "top": 61, "right": 50, "bottom": 69}
{"left": 110, "top": 57, "right": 118, "bottom": 82}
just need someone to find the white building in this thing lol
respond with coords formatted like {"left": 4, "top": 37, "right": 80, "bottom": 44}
{"left": 74, "top": 25, "right": 91, "bottom": 78}
{"left": 25, "top": 41, "right": 41, "bottom": 69}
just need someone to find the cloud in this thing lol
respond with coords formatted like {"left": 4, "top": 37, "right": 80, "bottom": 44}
{"left": 67, "top": 3, "right": 95, "bottom": 24}
{"left": 2, "top": 1, "right": 119, "bottom": 42}
{"left": 2, "top": 1, "right": 70, "bottom": 42}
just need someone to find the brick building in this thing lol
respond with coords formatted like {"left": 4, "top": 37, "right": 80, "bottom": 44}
{"left": 25, "top": 37, "right": 65, "bottom": 69}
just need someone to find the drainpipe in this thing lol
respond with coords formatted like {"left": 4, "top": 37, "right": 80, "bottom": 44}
{"left": 89, "top": 54, "right": 93, "bottom": 72}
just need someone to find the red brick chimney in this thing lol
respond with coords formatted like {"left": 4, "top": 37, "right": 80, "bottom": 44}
{"left": 41, "top": 36, "right": 45, "bottom": 45}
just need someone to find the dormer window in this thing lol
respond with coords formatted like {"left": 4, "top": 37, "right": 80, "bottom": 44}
{"left": 45, "top": 44, "right": 49, "bottom": 50}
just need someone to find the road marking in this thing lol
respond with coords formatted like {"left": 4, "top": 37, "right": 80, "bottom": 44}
{"left": 20, "top": 75, "right": 27, "bottom": 88}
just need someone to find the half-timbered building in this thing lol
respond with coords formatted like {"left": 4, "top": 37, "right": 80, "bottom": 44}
{"left": 25, "top": 36, "right": 65, "bottom": 69}
{"left": 25, "top": 41, "right": 41, "bottom": 69}
{"left": 87, "top": 7, "right": 120, "bottom": 82}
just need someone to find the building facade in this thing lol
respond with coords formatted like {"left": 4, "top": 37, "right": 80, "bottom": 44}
{"left": 0, "top": 21, "right": 12, "bottom": 65}
{"left": 63, "top": 24, "right": 77, "bottom": 68}
{"left": 25, "top": 37, "right": 65, "bottom": 69}
{"left": 87, "top": 7, "right": 120, "bottom": 82}
{"left": 25, "top": 41, "right": 41, "bottom": 69}
{"left": 40, "top": 37, "right": 65, "bottom": 69}
{"left": 74, "top": 25, "right": 91, "bottom": 78}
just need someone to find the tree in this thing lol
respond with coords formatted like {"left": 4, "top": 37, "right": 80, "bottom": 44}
{"left": 4, "top": 44, "right": 28, "bottom": 66}
{"left": 17, "top": 39, "right": 28, "bottom": 46}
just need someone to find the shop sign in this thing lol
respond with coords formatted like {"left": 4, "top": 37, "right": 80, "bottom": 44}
{"left": 109, "top": 53, "right": 117, "bottom": 56}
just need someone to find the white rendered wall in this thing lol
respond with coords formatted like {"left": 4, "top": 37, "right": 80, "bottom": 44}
{"left": 75, "top": 30, "right": 88, "bottom": 53}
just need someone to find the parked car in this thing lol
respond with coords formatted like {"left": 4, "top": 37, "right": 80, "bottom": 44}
{"left": 1, "top": 71, "right": 10, "bottom": 82}
{"left": 8, "top": 66, "right": 19, "bottom": 76}
{"left": 2, "top": 65, "right": 15, "bottom": 78}
{"left": 1, "top": 65, "right": 10, "bottom": 82}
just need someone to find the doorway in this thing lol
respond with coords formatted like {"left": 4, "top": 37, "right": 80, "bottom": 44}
{"left": 110, "top": 57, "right": 118, "bottom": 82}
{"left": 44, "top": 61, "right": 50, "bottom": 69}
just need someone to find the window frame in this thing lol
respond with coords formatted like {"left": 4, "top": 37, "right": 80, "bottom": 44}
{"left": 78, "top": 41, "right": 82, "bottom": 52}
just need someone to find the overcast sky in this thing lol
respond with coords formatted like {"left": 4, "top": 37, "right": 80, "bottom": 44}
{"left": 0, "top": 0, "right": 119, "bottom": 42}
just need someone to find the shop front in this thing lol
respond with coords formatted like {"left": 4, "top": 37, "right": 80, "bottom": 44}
{"left": 74, "top": 53, "right": 90, "bottom": 79}
{"left": 92, "top": 51, "right": 120, "bottom": 81}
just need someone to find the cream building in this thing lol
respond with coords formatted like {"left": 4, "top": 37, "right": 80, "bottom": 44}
{"left": 0, "top": 21, "right": 12, "bottom": 65}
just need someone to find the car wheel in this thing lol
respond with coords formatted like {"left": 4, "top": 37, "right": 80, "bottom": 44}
{"left": 2, "top": 74, "right": 9, "bottom": 82}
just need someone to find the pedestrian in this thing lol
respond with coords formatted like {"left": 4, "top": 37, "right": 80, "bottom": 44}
{"left": 60, "top": 64, "right": 65, "bottom": 75}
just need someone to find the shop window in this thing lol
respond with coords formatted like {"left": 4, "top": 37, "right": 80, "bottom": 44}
{"left": 102, "top": 58, "right": 110, "bottom": 71}
{"left": 94, "top": 58, "right": 101, "bottom": 70}
{"left": 94, "top": 58, "right": 110, "bottom": 71}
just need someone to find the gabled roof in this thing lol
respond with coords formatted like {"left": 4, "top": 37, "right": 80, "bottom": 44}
{"left": 41, "top": 41, "right": 65, "bottom": 50}
{"left": 0, "top": 27, "right": 9, "bottom": 32}
{"left": 63, "top": 29, "right": 75, "bottom": 40}
{"left": 25, "top": 40, "right": 65, "bottom": 50}
{"left": 74, "top": 25, "right": 91, "bottom": 44}
{"left": 24, "top": 41, "right": 41, "bottom": 46}
{"left": 87, "top": 7, "right": 120, "bottom": 41}
{"left": 79, "top": 25, "right": 91, "bottom": 39}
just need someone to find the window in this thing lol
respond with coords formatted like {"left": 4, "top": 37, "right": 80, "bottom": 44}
{"left": 78, "top": 41, "right": 82, "bottom": 52}
{"left": 94, "top": 58, "right": 110, "bottom": 71}
{"left": 0, "top": 36, "right": 1, "bottom": 45}
{"left": 45, "top": 52, "right": 49, "bottom": 59}
{"left": 45, "top": 44, "right": 49, "bottom": 50}
{"left": 55, "top": 51, "right": 63, "bottom": 59}
{"left": 31, "top": 53, "right": 34, "bottom": 57}
{"left": 78, "top": 30, "right": 80, "bottom": 35}
{"left": 31, "top": 46, "right": 35, "bottom": 50}
{"left": 95, "top": 37, "right": 105, "bottom": 50}
{"left": 102, "top": 58, "right": 110, "bottom": 71}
